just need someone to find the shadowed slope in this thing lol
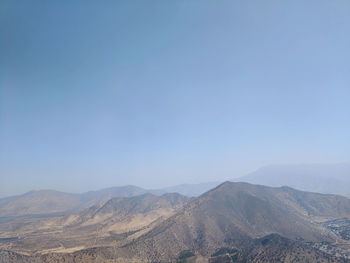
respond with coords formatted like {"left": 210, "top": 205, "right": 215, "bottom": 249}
{"left": 125, "top": 182, "right": 350, "bottom": 261}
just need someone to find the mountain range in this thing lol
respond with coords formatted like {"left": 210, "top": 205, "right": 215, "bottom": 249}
{"left": 123, "top": 182, "right": 350, "bottom": 262}
{"left": 2, "top": 163, "right": 349, "bottom": 219}
{"left": 0, "top": 193, "right": 191, "bottom": 254}
{"left": 236, "top": 163, "right": 350, "bottom": 197}
{"left": 1, "top": 181, "right": 350, "bottom": 262}
{"left": 0, "top": 184, "right": 218, "bottom": 218}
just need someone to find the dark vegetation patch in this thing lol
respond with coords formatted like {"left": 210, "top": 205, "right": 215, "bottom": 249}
{"left": 0, "top": 237, "right": 19, "bottom": 243}
{"left": 177, "top": 250, "right": 195, "bottom": 261}
{"left": 211, "top": 247, "right": 238, "bottom": 257}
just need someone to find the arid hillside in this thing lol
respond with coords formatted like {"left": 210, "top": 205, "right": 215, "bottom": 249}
{"left": 1, "top": 182, "right": 350, "bottom": 263}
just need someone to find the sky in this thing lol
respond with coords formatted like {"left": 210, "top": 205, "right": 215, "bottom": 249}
{"left": 1, "top": 0, "right": 349, "bottom": 197}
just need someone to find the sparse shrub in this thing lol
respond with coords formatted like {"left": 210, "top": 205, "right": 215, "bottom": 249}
{"left": 211, "top": 247, "right": 238, "bottom": 257}
{"left": 177, "top": 250, "right": 195, "bottom": 261}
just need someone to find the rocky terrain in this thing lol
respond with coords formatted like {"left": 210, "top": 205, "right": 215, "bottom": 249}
{"left": 1, "top": 182, "right": 350, "bottom": 262}
{"left": 0, "top": 193, "right": 191, "bottom": 254}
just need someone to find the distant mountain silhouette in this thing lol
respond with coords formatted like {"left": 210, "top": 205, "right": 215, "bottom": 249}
{"left": 159, "top": 181, "right": 221, "bottom": 197}
{"left": 0, "top": 185, "right": 166, "bottom": 217}
{"left": 235, "top": 163, "right": 350, "bottom": 197}
{"left": 0, "top": 190, "right": 81, "bottom": 217}
{"left": 0, "top": 183, "right": 216, "bottom": 217}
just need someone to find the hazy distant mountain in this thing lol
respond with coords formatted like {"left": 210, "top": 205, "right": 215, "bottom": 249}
{"left": 4, "top": 162, "right": 347, "bottom": 218}
{"left": 0, "top": 186, "right": 163, "bottom": 217}
{"left": 159, "top": 181, "right": 221, "bottom": 197}
{"left": 235, "top": 163, "right": 350, "bottom": 197}
{"left": 0, "top": 190, "right": 81, "bottom": 217}
{"left": 0, "top": 183, "right": 217, "bottom": 217}
{"left": 79, "top": 185, "right": 165, "bottom": 208}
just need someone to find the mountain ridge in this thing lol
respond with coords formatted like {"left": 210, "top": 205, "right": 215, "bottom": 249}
{"left": 1, "top": 182, "right": 350, "bottom": 262}
{"left": 122, "top": 181, "right": 350, "bottom": 261}
{"left": 0, "top": 183, "right": 215, "bottom": 217}
{"left": 236, "top": 163, "right": 350, "bottom": 197}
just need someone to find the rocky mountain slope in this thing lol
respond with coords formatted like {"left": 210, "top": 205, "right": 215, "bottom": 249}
{"left": 1, "top": 182, "right": 350, "bottom": 262}
{"left": 123, "top": 182, "right": 350, "bottom": 262}
{"left": 2, "top": 234, "right": 349, "bottom": 263}
{"left": 0, "top": 193, "right": 191, "bottom": 254}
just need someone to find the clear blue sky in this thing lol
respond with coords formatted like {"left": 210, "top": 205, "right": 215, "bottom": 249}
{"left": 1, "top": 0, "right": 349, "bottom": 197}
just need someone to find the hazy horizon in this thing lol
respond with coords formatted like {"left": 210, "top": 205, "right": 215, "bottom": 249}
{"left": 1, "top": 162, "right": 349, "bottom": 198}
{"left": 1, "top": 0, "right": 350, "bottom": 197}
